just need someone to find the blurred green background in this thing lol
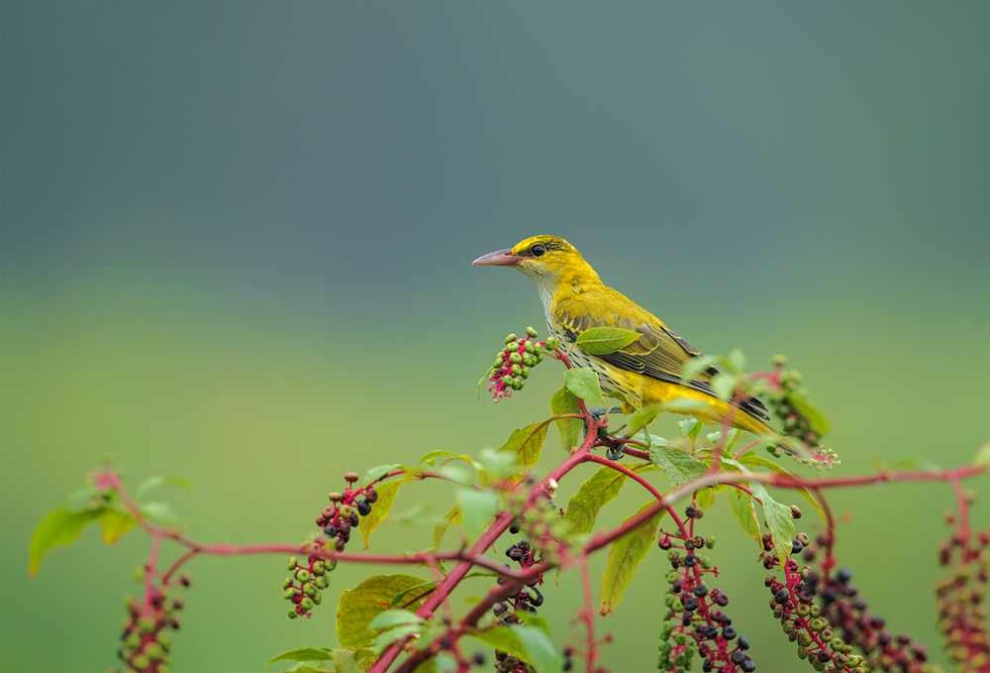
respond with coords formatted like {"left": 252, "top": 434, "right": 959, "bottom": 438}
{"left": 3, "top": 1, "right": 988, "bottom": 671}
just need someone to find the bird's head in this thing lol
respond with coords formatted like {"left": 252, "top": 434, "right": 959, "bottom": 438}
{"left": 472, "top": 235, "right": 599, "bottom": 286}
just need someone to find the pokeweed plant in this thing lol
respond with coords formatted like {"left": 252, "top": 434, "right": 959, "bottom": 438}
{"left": 28, "top": 327, "right": 990, "bottom": 673}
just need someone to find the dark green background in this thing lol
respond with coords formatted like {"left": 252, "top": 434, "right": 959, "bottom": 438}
{"left": 3, "top": 2, "right": 988, "bottom": 671}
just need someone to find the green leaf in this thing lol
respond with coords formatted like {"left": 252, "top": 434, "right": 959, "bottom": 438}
{"left": 790, "top": 394, "right": 830, "bottom": 437}
{"left": 369, "top": 609, "right": 424, "bottom": 631}
{"left": 471, "top": 625, "right": 563, "bottom": 673}
{"left": 626, "top": 404, "right": 663, "bottom": 437}
{"left": 456, "top": 488, "right": 499, "bottom": 541}
{"left": 270, "top": 648, "right": 336, "bottom": 663}
{"left": 974, "top": 442, "right": 990, "bottom": 467}
{"left": 28, "top": 508, "right": 102, "bottom": 576}
{"left": 565, "top": 466, "right": 634, "bottom": 535}
{"left": 437, "top": 462, "right": 477, "bottom": 486}
{"left": 575, "top": 326, "right": 641, "bottom": 355}
{"left": 499, "top": 421, "right": 550, "bottom": 469}
{"left": 364, "top": 463, "right": 403, "bottom": 484}
{"left": 726, "top": 348, "right": 747, "bottom": 374}
{"left": 695, "top": 484, "right": 723, "bottom": 510}
{"left": 565, "top": 368, "right": 605, "bottom": 408}
{"left": 433, "top": 652, "right": 458, "bottom": 672}
{"left": 432, "top": 506, "right": 461, "bottom": 549}
{"left": 138, "top": 501, "right": 181, "bottom": 528}
{"left": 710, "top": 373, "right": 738, "bottom": 401}
{"left": 478, "top": 447, "right": 519, "bottom": 481}
{"left": 600, "top": 500, "right": 665, "bottom": 615}
{"left": 280, "top": 665, "right": 334, "bottom": 673}
{"left": 360, "top": 480, "right": 403, "bottom": 549}
{"left": 729, "top": 489, "right": 762, "bottom": 547}
{"left": 98, "top": 508, "right": 136, "bottom": 545}
{"left": 390, "top": 581, "right": 437, "bottom": 609}
{"left": 751, "top": 484, "right": 795, "bottom": 564}
{"left": 550, "top": 387, "right": 583, "bottom": 452}
{"left": 274, "top": 648, "right": 365, "bottom": 673}
{"left": 371, "top": 624, "right": 423, "bottom": 652}
{"left": 736, "top": 453, "right": 826, "bottom": 521}
{"left": 337, "top": 575, "right": 428, "bottom": 651}
{"left": 649, "top": 444, "right": 706, "bottom": 486}
{"left": 680, "top": 355, "right": 719, "bottom": 385}
{"left": 418, "top": 451, "right": 474, "bottom": 467}
{"left": 135, "top": 475, "right": 191, "bottom": 499}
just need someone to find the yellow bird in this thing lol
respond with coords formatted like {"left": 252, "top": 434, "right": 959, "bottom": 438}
{"left": 472, "top": 234, "right": 773, "bottom": 435}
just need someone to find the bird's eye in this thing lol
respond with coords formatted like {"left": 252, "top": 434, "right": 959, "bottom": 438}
{"left": 530, "top": 244, "right": 546, "bottom": 257}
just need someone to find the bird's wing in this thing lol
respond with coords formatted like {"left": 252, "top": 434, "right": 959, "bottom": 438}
{"left": 554, "top": 289, "right": 770, "bottom": 422}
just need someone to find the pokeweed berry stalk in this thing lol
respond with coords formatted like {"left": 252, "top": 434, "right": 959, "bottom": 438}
{"left": 114, "top": 577, "right": 188, "bottom": 673}
{"left": 937, "top": 493, "right": 990, "bottom": 671}
{"left": 657, "top": 504, "right": 755, "bottom": 673}
{"left": 800, "top": 536, "right": 934, "bottom": 673}
{"left": 761, "top": 532, "right": 869, "bottom": 673}
{"left": 283, "top": 471, "right": 383, "bottom": 619}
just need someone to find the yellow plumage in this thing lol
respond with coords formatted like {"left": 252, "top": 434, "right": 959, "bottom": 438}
{"left": 473, "top": 234, "right": 773, "bottom": 435}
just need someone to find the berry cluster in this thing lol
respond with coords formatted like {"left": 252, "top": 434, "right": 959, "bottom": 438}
{"left": 491, "top": 536, "right": 546, "bottom": 673}
{"left": 798, "top": 536, "right": 934, "bottom": 673}
{"left": 284, "top": 471, "right": 381, "bottom": 619}
{"left": 761, "top": 533, "right": 868, "bottom": 673}
{"left": 113, "top": 577, "right": 188, "bottom": 673}
{"left": 283, "top": 553, "right": 331, "bottom": 619}
{"left": 763, "top": 356, "right": 838, "bottom": 466}
{"left": 936, "top": 521, "right": 989, "bottom": 671}
{"left": 317, "top": 472, "right": 380, "bottom": 552}
{"left": 657, "top": 506, "right": 755, "bottom": 673}
{"left": 485, "top": 328, "right": 558, "bottom": 401}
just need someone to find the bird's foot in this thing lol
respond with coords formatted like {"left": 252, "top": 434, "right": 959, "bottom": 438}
{"left": 604, "top": 444, "right": 625, "bottom": 461}
{"left": 588, "top": 406, "right": 623, "bottom": 420}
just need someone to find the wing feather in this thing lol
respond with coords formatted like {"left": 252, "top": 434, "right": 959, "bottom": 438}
{"left": 554, "top": 289, "right": 770, "bottom": 422}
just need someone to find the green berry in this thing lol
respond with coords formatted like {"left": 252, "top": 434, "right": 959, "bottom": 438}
{"left": 526, "top": 326, "right": 538, "bottom": 337}
{"left": 504, "top": 333, "right": 517, "bottom": 344}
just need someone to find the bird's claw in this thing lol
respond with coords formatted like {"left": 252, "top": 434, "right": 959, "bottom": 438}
{"left": 588, "top": 406, "right": 623, "bottom": 420}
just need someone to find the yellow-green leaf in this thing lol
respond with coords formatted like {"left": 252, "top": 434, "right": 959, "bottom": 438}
{"left": 550, "top": 387, "right": 583, "bottom": 452}
{"left": 575, "top": 326, "right": 641, "bottom": 356}
{"left": 564, "top": 465, "right": 648, "bottom": 535}
{"left": 600, "top": 501, "right": 665, "bottom": 615}
{"left": 432, "top": 506, "right": 461, "bottom": 549}
{"left": 28, "top": 508, "right": 102, "bottom": 576}
{"left": 499, "top": 422, "right": 550, "bottom": 469}
{"left": 98, "top": 508, "right": 136, "bottom": 545}
{"left": 336, "top": 575, "right": 427, "bottom": 651}
{"left": 974, "top": 442, "right": 990, "bottom": 467}
{"left": 360, "top": 480, "right": 403, "bottom": 549}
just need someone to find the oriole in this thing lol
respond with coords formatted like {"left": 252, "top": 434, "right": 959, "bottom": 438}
{"left": 472, "top": 234, "right": 772, "bottom": 435}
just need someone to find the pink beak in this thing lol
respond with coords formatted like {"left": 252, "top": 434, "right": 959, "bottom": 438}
{"left": 471, "top": 248, "right": 522, "bottom": 267}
